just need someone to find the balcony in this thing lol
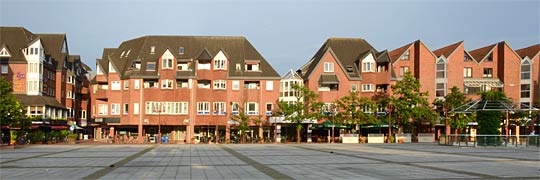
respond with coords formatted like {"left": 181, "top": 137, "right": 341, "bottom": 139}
{"left": 94, "top": 88, "right": 108, "bottom": 100}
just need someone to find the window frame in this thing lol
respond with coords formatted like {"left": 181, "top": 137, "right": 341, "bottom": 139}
{"left": 197, "top": 102, "right": 210, "bottom": 115}
{"left": 463, "top": 67, "right": 472, "bottom": 78}
{"left": 162, "top": 58, "right": 173, "bottom": 69}
{"left": 213, "top": 80, "right": 226, "bottom": 90}
{"left": 324, "top": 62, "right": 334, "bottom": 72}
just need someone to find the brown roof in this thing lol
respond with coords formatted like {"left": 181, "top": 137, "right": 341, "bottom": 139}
{"left": 300, "top": 38, "right": 380, "bottom": 80}
{"left": 468, "top": 43, "right": 496, "bottom": 62}
{"left": 515, "top": 44, "right": 540, "bottom": 59}
{"left": 38, "top": 34, "right": 68, "bottom": 70}
{"left": 0, "top": 27, "right": 38, "bottom": 62}
{"left": 105, "top": 36, "right": 279, "bottom": 79}
{"left": 433, "top": 41, "right": 463, "bottom": 58}
{"left": 14, "top": 94, "right": 65, "bottom": 109}
{"left": 389, "top": 42, "right": 413, "bottom": 62}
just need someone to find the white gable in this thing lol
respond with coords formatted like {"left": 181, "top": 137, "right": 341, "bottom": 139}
{"left": 214, "top": 50, "right": 227, "bottom": 61}
{"left": 161, "top": 49, "right": 174, "bottom": 59}
{"left": 361, "top": 53, "right": 375, "bottom": 63}
{"left": 0, "top": 47, "right": 10, "bottom": 57}
{"left": 109, "top": 61, "right": 116, "bottom": 73}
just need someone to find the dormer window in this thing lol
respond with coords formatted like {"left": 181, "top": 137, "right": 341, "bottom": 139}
{"left": 147, "top": 62, "right": 156, "bottom": 71}
{"left": 177, "top": 62, "right": 191, "bottom": 71}
{"left": 236, "top": 63, "right": 241, "bottom": 71}
{"left": 179, "top": 47, "right": 185, "bottom": 54}
{"left": 120, "top": 51, "right": 125, "bottom": 58}
{"left": 346, "top": 66, "right": 353, "bottom": 73}
{"left": 150, "top": 46, "right": 155, "bottom": 54}
{"left": 125, "top": 49, "right": 131, "bottom": 57}
{"left": 485, "top": 53, "right": 493, "bottom": 62}
{"left": 130, "top": 60, "right": 141, "bottom": 70}
{"left": 245, "top": 60, "right": 260, "bottom": 71}
{"left": 400, "top": 50, "right": 410, "bottom": 60}
{"left": 0, "top": 48, "right": 10, "bottom": 57}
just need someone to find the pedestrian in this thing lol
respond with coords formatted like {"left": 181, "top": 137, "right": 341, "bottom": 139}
{"left": 529, "top": 130, "right": 535, "bottom": 135}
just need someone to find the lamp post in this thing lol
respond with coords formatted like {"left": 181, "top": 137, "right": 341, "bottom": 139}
{"left": 387, "top": 104, "right": 392, "bottom": 143}
{"left": 331, "top": 111, "right": 335, "bottom": 143}
{"left": 158, "top": 104, "right": 162, "bottom": 144}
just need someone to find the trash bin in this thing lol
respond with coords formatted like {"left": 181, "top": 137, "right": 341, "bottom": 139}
{"left": 161, "top": 135, "right": 169, "bottom": 144}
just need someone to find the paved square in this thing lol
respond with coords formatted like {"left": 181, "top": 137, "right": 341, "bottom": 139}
{"left": 0, "top": 143, "right": 538, "bottom": 179}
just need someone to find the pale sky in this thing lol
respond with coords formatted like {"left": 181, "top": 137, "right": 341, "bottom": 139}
{"left": 1, "top": 0, "right": 539, "bottom": 75}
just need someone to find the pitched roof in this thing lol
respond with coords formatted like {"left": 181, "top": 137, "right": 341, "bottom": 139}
{"left": 389, "top": 42, "right": 413, "bottom": 63}
{"left": 468, "top": 43, "right": 496, "bottom": 62}
{"left": 106, "top": 36, "right": 279, "bottom": 79}
{"left": 433, "top": 41, "right": 463, "bottom": 58}
{"left": 376, "top": 50, "right": 391, "bottom": 63}
{"left": 14, "top": 94, "right": 65, "bottom": 109}
{"left": 38, "top": 34, "right": 68, "bottom": 70}
{"left": 300, "top": 38, "right": 379, "bottom": 80}
{"left": 515, "top": 44, "right": 540, "bottom": 59}
{"left": 0, "top": 27, "right": 38, "bottom": 62}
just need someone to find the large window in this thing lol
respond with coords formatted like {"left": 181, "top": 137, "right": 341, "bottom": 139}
{"left": 197, "top": 102, "right": 210, "bottom": 115}
{"left": 143, "top": 80, "right": 159, "bottom": 88}
{"left": 161, "top": 79, "right": 173, "bottom": 89}
{"left": 214, "top": 59, "right": 226, "bottom": 70}
{"left": 400, "top": 50, "right": 410, "bottom": 60}
{"left": 483, "top": 68, "right": 493, "bottom": 78}
{"left": 463, "top": 67, "right": 472, "bottom": 78}
{"left": 111, "top": 104, "right": 120, "bottom": 115}
{"left": 244, "top": 81, "right": 260, "bottom": 89}
{"left": 98, "top": 104, "right": 108, "bottom": 115}
{"left": 436, "top": 59, "right": 446, "bottom": 78}
{"left": 213, "top": 80, "right": 226, "bottom": 90}
{"left": 362, "top": 84, "right": 374, "bottom": 92}
{"left": 213, "top": 102, "right": 226, "bottom": 115}
{"left": 177, "top": 62, "right": 191, "bottom": 71}
{"left": 521, "top": 61, "right": 531, "bottom": 80}
{"left": 145, "top": 102, "right": 188, "bottom": 114}
{"left": 436, "top": 83, "right": 445, "bottom": 97}
{"left": 197, "top": 80, "right": 211, "bottom": 89}
{"left": 246, "top": 102, "right": 258, "bottom": 115}
{"left": 162, "top": 58, "right": 173, "bottom": 69}
{"left": 362, "top": 62, "right": 374, "bottom": 72}
{"left": 232, "top": 80, "right": 240, "bottom": 90}
{"left": 324, "top": 62, "right": 334, "bottom": 72}
{"left": 399, "top": 66, "right": 409, "bottom": 77}
{"left": 231, "top": 102, "right": 239, "bottom": 115}
{"left": 521, "top": 84, "right": 531, "bottom": 98}
{"left": 134, "top": 80, "right": 140, "bottom": 89}
{"left": 245, "top": 62, "right": 260, "bottom": 71}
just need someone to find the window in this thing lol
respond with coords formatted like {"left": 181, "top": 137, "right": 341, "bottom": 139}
{"left": 130, "top": 61, "right": 141, "bottom": 70}
{"left": 521, "top": 61, "right": 531, "bottom": 80}
{"left": 362, "top": 84, "right": 374, "bottom": 92}
{"left": 198, "top": 62, "right": 211, "bottom": 70}
{"left": 111, "top": 81, "right": 121, "bottom": 90}
{"left": 81, "top": 110, "right": 87, "bottom": 119}
{"left": 124, "top": 80, "right": 129, "bottom": 90}
{"left": 0, "top": 48, "right": 10, "bottom": 56}
{"left": 485, "top": 53, "right": 493, "bottom": 61}
{"left": 197, "top": 102, "right": 210, "bottom": 115}
{"left": 67, "top": 91, "right": 73, "bottom": 99}
{"left": 236, "top": 64, "right": 241, "bottom": 71}
{"left": 179, "top": 47, "right": 184, "bottom": 54}
{"left": 244, "top": 81, "right": 260, "bottom": 89}
{"left": 324, "top": 62, "right": 334, "bottom": 72}
{"left": 67, "top": 76, "right": 73, "bottom": 84}
{"left": 399, "top": 66, "right": 409, "bottom": 77}
{"left": 246, "top": 102, "right": 258, "bottom": 115}
{"left": 464, "top": 67, "right": 472, "bottom": 78}
{"left": 213, "top": 102, "right": 226, "bottom": 115}
{"left": 111, "top": 104, "right": 120, "bottom": 115}
{"left": 231, "top": 102, "right": 239, "bottom": 114}
{"left": 351, "top": 84, "right": 358, "bottom": 92}
{"left": 134, "top": 80, "right": 140, "bottom": 89}
{"left": 29, "top": 63, "right": 38, "bottom": 73}
{"left": 464, "top": 53, "right": 473, "bottom": 62}
{"left": 147, "top": 62, "right": 156, "bottom": 71}
{"left": 3, "top": 64, "right": 9, "bottom": 74}
{"left": 197, "top": 80, "right": 211, "bottom": 89}
{"left": 144, "top": 102, "right": 188, "bottom": 114}
{"left": 436, "top": 59, "right": 446, "bottom": 78}
{"left": 318, "top": 84, "right": 338, "bottom": 91}
{"left": 96, "top": 66, "right": 103, "bottom": 75}
{"left": 162, "top": 58, "right": 173, "bottom": 69}
{"left": 521, "top": 84, "right": 531, "bottom": 98}
{"left": 150, "top": 46, "right": 155, "bottom": 54}
{"left": 400, "top": 50, "right": 410, "bottom": 60}
{"left": 123, "top": 104, "right": 129, "bottom": 114}
{"left": 177, "top": 79, "right": 189, "bottom": 88}
{"left": 213, "top": 80, "right": 226, "bottom": 90}
{"left": 436, "top": 83, "right": 445, "bottom": 97}
{"left": 362, "top": 62, "right": 374, "bottom": 72}
{"left": 134, "top": 103, "right": 139, "bottom": 115}
{"left": 483, "top": 68, "right": 493, "bottom": 78}
{"left": 161, "top": 79, "right": 173, "bottom": 89}
{"left": 143, "top": 80, "right": 159, "bottom": 88}
{"left": 266, "top": 81, "right": 273, "bottom": 91}
{"left": 265, "top": 103, "right": 273, "bottom": 116}
{"left": 177, "top": 62, "right": 191, "bottom": 71}
{"left": 232, "top": 81, "right": 240, "bottom": 90}
{"left": 214, "top": 59, "right": 226, "bottom": 70}
{"left": 98, "top": 104, "right": 108, "bottom": 115}
{"left": 245, "top": 62, "right": 260, "bottom": 71}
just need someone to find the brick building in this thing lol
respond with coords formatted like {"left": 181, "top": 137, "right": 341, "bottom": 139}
{"left": 90, "top": 36, "right": 280, "bottom": 144}
{"left": 0, "top": 27, "right": 90, "bottom": 131}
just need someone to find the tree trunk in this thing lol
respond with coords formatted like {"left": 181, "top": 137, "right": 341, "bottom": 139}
{"left": 296, "top": 124, "right": 302, "bottom": 144}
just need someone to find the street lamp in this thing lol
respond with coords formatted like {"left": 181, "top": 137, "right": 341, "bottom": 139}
{"left": 158, "top": 103, "right": 162, "bottom": 144}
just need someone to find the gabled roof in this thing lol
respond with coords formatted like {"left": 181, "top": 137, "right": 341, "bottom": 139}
{"left": 299, "top": 38, "right": 379, "bottom": 80}
{"left": 0, "top": 27, "right": 38, "bottom": 62}
{"left": 389, "top": 42, "right": 413, "bottom": 63}
{"left": 14, "top": 94, "right": 65, "bottom": 109}
{"left": 433, "top": 41, "right": 463, "bottom": 58}
{"left": 515, "top": 44, "right": 540, "bottom": 59}
{"left": 38, "top": 34, "right": 68, "bottom": 70}
{"left": 468, "top": 43, "right": 496, "bottom": 62}
{"left": 282, "top": 69, "right": 302, "bottom": 79}
{"left": 106, "top": 36, "right": 279, "bottom": 79}
{"left": 376, "top": 50, "right": 391, "bottom": 63}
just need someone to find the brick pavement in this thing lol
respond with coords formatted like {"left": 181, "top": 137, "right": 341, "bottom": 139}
{"left": 0, "top": 143, "right": 538, "bottom": 179}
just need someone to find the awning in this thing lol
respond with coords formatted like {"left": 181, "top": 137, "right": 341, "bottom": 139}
{"left": 318, "top": 74, "right": 339, "bottom": 84}
{"left": 311, "top": 120, "right": 351, "bottom": 129}
{"left": 464, "top": 78, "right": 504, "bottom": 88}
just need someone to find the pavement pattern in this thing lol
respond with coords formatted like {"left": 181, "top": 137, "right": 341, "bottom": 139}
{"left": 0, "top": 143, "right": 538, "bottom": 179}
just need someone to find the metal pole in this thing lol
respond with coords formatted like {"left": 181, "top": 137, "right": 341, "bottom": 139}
{"left": 158, "top": 104, "right": 161, "bottom": 144}
{"left": 331, "top": 113, "right": 335, "bottom": 143}
{"left": 387, "top": 104, "right": 392, "bottom": 143}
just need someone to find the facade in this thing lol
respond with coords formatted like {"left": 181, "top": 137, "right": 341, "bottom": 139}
{"left": 90, "top": 36, "right": 281, "bottom": 144}
{"left": 0, "top": 27, "right": 91, "bottom": 130}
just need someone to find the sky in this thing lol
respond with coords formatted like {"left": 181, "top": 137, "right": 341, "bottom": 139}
{"left": 1, "top": 0, "right": 539, "bottom": 75}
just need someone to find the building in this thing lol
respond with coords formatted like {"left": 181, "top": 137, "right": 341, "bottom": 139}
{"left": 515, "top": 44, "right": 540, "bottom": 109}
{"left": 90, "top": 36, "right": 281, "bottom": 144}
{"left": 0, "top": 27, "right": 90, "bottom": 131}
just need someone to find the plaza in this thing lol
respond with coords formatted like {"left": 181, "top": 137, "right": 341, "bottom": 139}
{"left": 0, "top": 143, "right": 538, "bottom": 179}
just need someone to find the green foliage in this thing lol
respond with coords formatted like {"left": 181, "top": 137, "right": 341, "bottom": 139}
{"left": 476, "top": 111, "right": 502, "bottom": 135}
{"left": 276, "top": 84, "right": 323, "bottom": 143}
{"left": 67, "top": 133, "right": 78, "bottom": 139}
{"left": 0, "top": 77, "right": 26, "bottom": 127}
{"left": 434, "top": 87, "right": 474, "bottom": 131}
{"left": 230, "top": 105, "right": 254, "bottom": 143}
{"left": 390, "top": 72, "right": 437, "bottom": 130}
{"left": 480, "top": 91, "right": 507, "bottom": 101}
{"left": 334, "top": 91, "right": 377, "bottom": 126}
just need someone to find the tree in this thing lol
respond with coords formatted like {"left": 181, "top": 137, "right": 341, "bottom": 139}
{"left": 476, "top": 91, "right": 507, "bottom": 135}
{"left": 0, "top": 77, "right": 25, "bottom": 127}
{"left": 277, "top": 84, "right": 323, "bottom": 143}
{"left": 230, "top": 104, "right": 254, "bottom": 143}
{"left": 334, "top": 91, "right": 377, "bottom": 133}
{"left": 433, "top": 87, "right": 473, "bottom": 136}
{"left": 390, "top": 72, "right": 437, "bottom": 134}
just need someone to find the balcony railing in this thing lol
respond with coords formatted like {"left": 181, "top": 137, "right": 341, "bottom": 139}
{"left": 95, "top": 88, "right": 108, "bottom": 100}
